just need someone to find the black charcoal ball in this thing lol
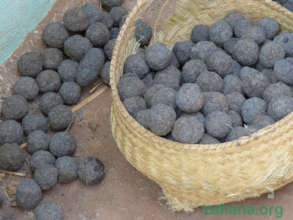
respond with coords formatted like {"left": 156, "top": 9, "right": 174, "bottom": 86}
{"left": 153, "top": 65, "right": 181, "bottom": 90}
{"left": 82, "top": 3, "right": 104, "bottom": 25}
{"left": 209, "top": 20, "right": 233, "bottom": 46}
{"left": 13, "top": 76, "right": 39, "bottom": 101}
{"left": 36, "top": 70, "right": 61, "bottom": 93}
{"left": 48, "top": 105, "right": 73, "bottom": 131}
{"left": 64, "top": 35, "right": 93, "bottom": 61}
{"left": 40, "top": 92, "right": 64, "bottom": 116}
{"left": 118, "top": 74, "right": 145, "bottom": 100}
{"left": 259, "top": 41, "right": 285, "bottom": 68}
{"left": 205, "top": 111, "right": 232, "bottom": 139}
{"left": 101, "top": 62, "right": 111, "bottom": 85}
{"left": 49, "top": 132, "right": 76, "bottom": 157}
{"left": 182, "top": 59, "right": 206, "bottom": 83}
{"left": 223, "top": 75, "right": 242, "bottom": 95}
{"left": 173, "top": 40, "right": 194, "bottom": 65}
{"left": 57, "top": 59, "right": 78, "bottom": 82}
{"left": 149, "top": 104, "right": 176, "bottom": 136}
{"left": 124, "top": 54, "right": 149, "bottom": 78}
{"left": 16, "top": 179, "right": 42, "bottom": 210}
{"left": 30, "top": 150, "right": 56, "bottom": 171}
{"left": 101, "top": 0, "right": 123, "bottom": 9}
{"left": 0, "top": 120, "right": 23, "bottom": 145}
{"left": 226, "top": 126, "right": 254, "bottom": 141}
{"left": 191, "top": 24, "right": 209, "bottom": 43}
{"left": 268, "top": 95, "right": 293, "bottom": 120}
{"left": 229, "top": 110, "right": 243, "bottom": 127}
{"left": 151, "top": 87, "right": 176, "bottom": 108}
{"left": 86, "top": 22, "right": 110, "bottom": 47}
{"left": 78, "top": 157, "right": 105, "bottom": 185}
{"left": 104, "top": 39, "right": 116, "bottom": 60}
{"left": 199, "top": 134, "right": 220, "bottom": 144}
{"left": 202, "top": 92, "right": 229, "bottom": 115}
{"left": 41, "top": 48, "right": 64, "bottom": 70}
{"left": 22, "top": 113, "right": 48, "bottom": 135}
{"left": 55, "top": 156, "right": 78, "bottom": 184}
{"left": 258, "top": 17, "right": 280, "bottom": 39}
{"left": 135, "top": 109, "right": 151, "bottom": 128}
{"left": 196, "top": 71, "right": 223, "bottom": 92}
{"left": 123, "top": 96, "right": 146, "bottom": 117}
{"left": 224, "top": 12, "right": 245, "bottom": 28}
{"left": 241, "top": 97, "right": 267, "bottom": 124}
{"left": 42, "top": 22, "right": 69, "bottom": 48}
{"left": 223, "top": 38, "right": 239, "bottom": 55}
{"left": 144, "top": 84, "right": 165, "bottom": 107}
{"left": 59, "top": 82, "right": 81, "bottom": 105}
{"left": 232, "top": 39, "right": 259, "bottom": 66}
{"left": 1, "top": 95, "right": 28, "bottom": 120}
{"left": 190, "top": 41, "right": 218, "bottom": 61}
{"left": 17, "top": 52, "right": 43, "bottom": 77}
{"left": 34, "top": 165, "right": 58, "bottom": 190}
{"left": 242, "top": 25, "right": 266, "bottom": 45}
{"left": 142, "top": 73, "right": 153, "bottom": 88}
{"left": 27, "top": 131, "right": 50, "bottom": 154}
{"left": 110, "top": 27, "right": 120, "bottom": 39}
{"left": 251, "top": 115, "right": 275, "bottom": 129}
{"left": 145, "top": 43, "right": 172, "bottom": 71}
{"left": 110, "top": 6, "right": 128, "bottom": 26}
{"left": 135, "top": 19, "right": 153, "bottom": 46}
{"left": 274, "top": 32, "right": 293, "bottom": 56}
{"left": 226, "top": 92, "right": 245, "bottom": 113}
{"left": 234, "top": 18, "right": 253, "bottom": 38}
{"left": 263, "top": 82, "right": 292, "bottom": 102}
{"left": 207, "top": 50, "right": 233, "bottom": 77}
{"left": 274, "top": 59, "right": 293, "bottom": 85}
{"left": 0, "top": 143, "right": 26, "bottom": 171}
{"left": 34, "top": 203, "right": 64, "bottom": 220}
{"left": 63, "top": 6, "right": 89, "bottom": 32}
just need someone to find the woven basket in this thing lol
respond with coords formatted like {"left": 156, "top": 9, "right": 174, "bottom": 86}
{"left": 110, "top": 0, "right": 293, "bottom": 211}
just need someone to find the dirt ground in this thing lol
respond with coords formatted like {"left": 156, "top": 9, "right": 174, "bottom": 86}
{"left": 1, "top": 0, "right": 293, "bottom": 219}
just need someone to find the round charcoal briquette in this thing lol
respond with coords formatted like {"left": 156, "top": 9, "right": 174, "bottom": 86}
{"left": 259, "top": 41, "right": 285, "bottom": 68}
{"left": 13, "top": 77, "right": 39, "bottom": 101}
{"left": 86, "top": 22, "right": 110, "bottom": 47}
{"left": 173, "top": 40, "right": 194, "bottom": 65}
{"left": 34, "top": 203, "right": 64, "bottom": 220}
{"left": 268, "top": 96, "right": 293, "bottom": 120}
{"left": 251, "top": 115, "right": 275, "bottom": 130}
{"left": 118, "top": 74, "right": 145, "bottom": 100}
{"left": 110, "top": 6, "right": 128, "bottom": 26}
{"left": 36, "top": 70, "right": 61, "bottom": 93}
{"left": 144, "top": 84, "right": 165, "bottom": 107}
{"left": 17, "top": 52, "right": 43, "bottom": 77}
{"left": 182, "top": 59, "right": 206, "bottom": 83}
{"left": 0, "top": 143, "right": 26, "bottom": 171}
{"left": 104, "top": 39, "right": 116, "bottom": 60}
{"left": 199, "top": 134, "right": 220, "bottom": 144}
{"left": 263, "top": 82, "right": 292, "bottom": 102}
{"left": 110, "top": 27, "right": 120, "bottom": 39}
{"left": 191, "top": 24, "right": 209, "bottom": 43}
{"left": 27, "top": 131, "right": 50, "bottom": 154}
{"left": 64, "top": 35, "right": 93, "bottom": 61}
{"left": 40, "top": 92, "right": 64, "bottom": 116}
{"left": 196, "top": 71, "right": 223, "bottom": 92}
{"left": 82, "top": 2, "right": 104, "bottom": 25}
{"left": 190, "top": 41, "right": 218, "bottom": 62}
{"left": 242, "top": 25, "right": 266, "bottom": 45}
{"left": 22, "top": 113, "right": 48, "bottom": 135}
{"left": 135, "top": 19, "right": 153, "bottom": 46}
{"left": 55, "top": 156, "right": 78, "bottom": 184}
{"left": 124, "top": 54, "right": 149, "bottom": 79}
{"left": 0, "top": 120, "right": 23, "bottom": 145}
{"left": 57, "top": 59, "right": 78, "bottom": 82}
{"left": 240, "top": 67, "right": 270, "bottom": 98}
{"left": 100, "top": 11, "right": 114, "bottom": 29}
{"left": 209, "top": 20, "right": 233, "bottom": 46}
{"left": 232, "top": 39, "right": 259, "bottom": 66}
{"left": 135, "top": 109, "right": 151, "bottom": 128}
{"left": 224, "top": 12, "right": 245, "bottom": 28}
{"left": 101, "top": 62, "right": 111, "bottom": 85}
{"left": 274, "top": 32, "right": 293, "bottom": 56}
{"left": 142, "top": 73, "right": 153, "bottom": 88}
{"left": 258, "top": 17, "right": 280, "bottom": 39}
{"left": 59, "top": 82, "right": 81, "bottom": 105}
{"left": 223, "top": 75, "right": 242, "bottom": 95}
{"left": 202, "top": 92, "right": 229, "bottom": 115}
{"left": 234, "top": 18, "right": 253, "bottom": 38}
{"left": 123, "top": 96, "right": 146, "bottom": 117}
{"left": 145, "top": 43, "right": 172, "bottom": 71}
{"left": 49, "top": 132, "right": 76, "bottom": 157}
{"left": 150, "top": 87, "right": 176, "bottom": 108}
{"left": 223, "top": 38, "right": 239, "bottom": 55}
{"left": 1, "top": 95, "right": 28, "bottom": 120}
{"left": 205, "top": 111, "right": 232, "bottom": 139}
{"left": 176, "top": 83, "right": 204, "bottom": 113}
{"left": 241, "top": 97, "right": 267, "bottom": 124}
{"left": 226, "top": 92, "right": 245, "bottom": 113}
{"left": 153, "top": 65, "right": 181, "bottom": 90}
{"left": 16, "top": 179, "right": 42, "bottom": 210}
{"left": 30, "top": 150, "right": 56, "bottom": 171}
{"left": 207, "top": 50, "right": 233, "bottom": 77}
{"left": 34, "top": 165, "right": 58, "bottom": 190}
{"left": 274, "top": 59, "right": 293, "bottom": 85}
{"left": 149, "top": 104, "right": 176, "bottom": 136}
{"left": 63, "top": 6, "right": 89, "bottom": 32}
{"left": 42, "top": 22, "right": 69, "bottom": 48}
{"left": 226, "top": 126, "right": 254, "bottom": 141}
{"left": 78, "top": 157, "right": 105, "bottom": 185}
{"left": 229, "top": 110, "right": 243, "bottom": 127}
{"left": 41, "top": 48, "right": 63, "bottom": 70}
{"left": 48, "top": 105, "right": 73, "bottom": 131}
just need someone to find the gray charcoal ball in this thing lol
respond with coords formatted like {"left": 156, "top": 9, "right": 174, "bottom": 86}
{"left": 34, "top": 165, "right": 58, "bottom": 190}
{"left": 224, "top": 38, "right": 239, "bottom": 55}
{"left": 41, "top": 48, "right": 64, "bottom": 70}
{"left": 191, "top": 24, "right": 209, "bottom": 43}
{"left": 173, "top": 40, "right": 194, "bottom": 65}
{"left": 209, "top": 20, "right": 233, "bottom": 46}
{"left": 149, "top": 104, "right": 176, "bottom": 136}
{"left": 40, "top": 92, "right": 64, "bottom": 115}
{"left": 172, "top": 116, "right": 204, "bottom": 144}
{"left": 153, "top": 65, "right": 181, "bottom": 90}
{"left": 48, "top": 105, "right": 73, "bottom": 131}
{"left": 226, "top": 92, "right": 245, "bottom": 113}
{"left": 36, "top": 70, "right": 61, "bottom": 93}
{"left": 268, "top": 95, "right": 293, "bottom": 120}
{"left": 240, "top": 67, "right": 270, "bottom": 98}
{"left": 0, "top": 143, "right": 26, "bottom": 171}
{"left": 258, "top": 17, "right": 280, "bottom": 39}
{"left": 176, "top": 83, "right": 204, "bottom": 113}
{"left": 118, "top": 74, "right": 145, "bottom": 100}
{"left": 34, "top": 203, "right": 64, "bottom": 220}
{"left": 274, "top": 32, "right": 293, "bottom": 56}
{"left": 242, "top": 25, "right": 266, "bottom": 45}
{"left": 124, "top": 54, "right": 149, "bottom": 78}
{"left": 49, "top": 132, "right": 76, "bottom": 157}
{"left": 202, "top": 92, "right": 229, "bottom": 115}
{"left": 100, "top": 11, "right": 114, "bottom": 29}
{"left": 196, "top": 71, "right": 223, "bottom": 92}
{"left": 0, "top": 120, "right": 23, "bottom": 145}
{"left": 101, "top": 61, "right": 110, "bottom": 85}
{"left": 145, "top": 42, "right": 172, "bottom": 71}
{"left": 142, "top": 73, "right": 153, "bottom": 88}
{"left": 241, "top": 97, "right": 267, "bottom": 124}
{"left": 144, "top": 84, "right": 165, "bottom": 107}
{"left": 150, "top": 87, "right": 176, "bottom": 108}
{"left": 17, "top": 52, "right": 43, "bottom": 77}
{"left": 30, "top": 150, "right": 56, "bottom": 171}
{"left": 13, "top": 76, "right": 39, "bottom": 101}
{"left": 42, "top": 22, "right": 69, "bottom": 48}
{"left": 78, "top": 157, "right": 105, "bottom": 185}
{"left": 263, "top": 82, "right": 292, "bottom": 102}
{"left": 104, "top": 39, "right": 116, "bottom": 60}
{"left": 82, "top": 3, "right": 104, "bottom": 25}
{"left": 57, "top": 59, "right": 78, "bottom": 82}
{"left": 251, "top": 115, "right": 275, "bottom": 130}
{"left": 16, "top": 179, "right": 42, "bottom": 210}
{"left": 22, "top": 113, "right": 48, "bottom": 135}
{"left": 86, "top": 22, "right": 110, "bottom": 47}
{"left": 135, "top": 109, "right": 151, "bottom": 128}
{"left": 1, "top": 95, "right": 28, "bottom": 120}
{"left": 110, "top": 6, "right": 128, "bottom": 26}
{"left": 232, "top": 39, "right": 259, "bottom": 66}
{"left": 274, "top": 59, "right": 293, "bottom": 85}
{"left": 205, "top": 111, "right": 232, "bottom": 139}
{"left": 223, "top": 75, "right": 242, "bottom": 95}
{"left": 55, "top": 156, "right": 78, "bottom": 184}
{"left": 135, "top": 19, "right": 153, "bottom": 46}
{"left": 207, "top": 50, "right": 233, "bottom": 77}
{"left": 182, "top": 59, "right": 206, "bottom": 83}
{"left": 259, "top": 41, "right": 285, "bottom": 68}
{"left": 64, "top": 35, "right": 93, "bottom": 61}
{"left": 234, "top": 18, "right": 253, "bottom": 38}
{"left": 190, "top": 41, "right": 218, "bottom": 61}
{"left": 123, "top": 96, "right": 146, "bottom": 117}
{"left": 199, "top": 134, "right": 220, "bottom": 144}
{"left": 59, "top": 82, "right": 81, "bottom": 105}
{"left": 110, "top": 27, "right": 120, "bottom": 39}
{"left": 226, "top": 126, "right": 254, "bottom": 141}
{"left": 229, "top": 110, "right": 243, "bottom": 127}
{"left": 27, "top": 131, "right": 50, "bottom": 154}
{"left": 63, "top": 6, "right": 89, "bottom": 32}
{"left": 224, "top": 12, "right": 245, "bottom": 28}
{"left": 101, "top": 0, "right": 123, "bottom": 9}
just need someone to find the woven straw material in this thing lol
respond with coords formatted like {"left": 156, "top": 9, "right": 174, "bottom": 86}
{"left": 110, "top": 0, "right": 293, "bottom": 212}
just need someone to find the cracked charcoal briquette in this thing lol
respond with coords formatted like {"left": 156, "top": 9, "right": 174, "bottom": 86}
{"left": 196, "top": 71, "right": 223, "bottom": 92}
{"left": 0, "top": 143, "right": 26, "bottom": 171}
{"left": 224, "top": 12, "right": 245, "bottom": 28}
{"left": 30, "top": 150, "right": 56, "bottom": 171}
{"left": 258, "top": 17, "right": 280, "bottom": 39}
{"left": 36, "top": 70, "right": 61, "bottom": 93}
{"left": 153, "top": 65, "right": 181, "bottom": 90}
{"left": 209, "top": 20, "right": 233, "bottom": 46}
{"left": 259, "top": 41, "right": 285, "bottom": 68}
{"left": 101, "top": 0, "right": 123, "bottom": 9}
{"left": 57, "top": 59, "right": 78, "bottom": 82}
{"left": 13, "top": 76, "right": 39, "bottom": 101}
{"left": 48, "top": 105, "right": 73, "bottom": 131}
{"left": 135, "top": 109, "right": 151, "bottom": 128}
{"left": 34, "top": 203, "right": 64, "bottom": 220}
{"left": 0, "top": 120, "right": 23, "bottom": 145}
{"left": 124, "top": 54, "right": 149, "bottom": 79}
{"left": 1, "top": 95, "right": 28, "bottom": 120}
{"left": 144, "top": 84, "right": 165, "bottom": 107}
{"left": 229, "top": 110, "right": 243, "bottom": 127}
{"left": 223, "top": 38, "right": 239, "bottom": 55}
{"left": 55, "top": 156, "right": 78, "bottom": 184}
{"left": 145, "top": 43, "right": 172, "bottom": 71}
{"left": 232, "top": 39, "right": 259, "bottom": 66}
{"left": 202, "top": 92, "right": 229, "bottom": 115}
{"left": 64, "top": 35, "right": 93, "bottom": 61}
{"left": 78, "top": 157, "right": 105, "bottom": 185}
{"left": 63, "top": 6, "right": 89, "bottom": 32}
{"left": 226, "top": 126, "right": 254, "bottom": 141}
{"left": 49, "top": 132, "right": 76, "bottom": 157}
{"left": 118, "top": 74, "right": 145, "bottom": 100}
{"left": 59, "top": 82, "right": 81, "bottom": 105}
{"left": 22, "top": 113, "right": 48, "bottom": 135}
{"left": 41, "top": 48, "right": 64, "bottom": 70}
{"left": 123, "top": 96, "right": 146, "bottom": 117}
{"left": 104, "top": 39, "right": 116, "bottom": 60}
{"left": 34, "top": 165, "right": 58, "bottom": 190}
{"left": 27, "top": 131, "right": 50, "bottom": 154}
{"left": 199, "top": 134, "right": 220, "bottom": 144}
{"left": 242, "top": 25, "right": 266, "bottom": 45}
{"left": 82, "top": 3, "right": 104, "bottom": 25}
{"left": 268, "top": 96, "right": 293, "bottom": 120}
{"left": 274, "top": 59, "right": 293, "bottom": 85}
{"left": 135, "top": 19, "right": 153, "bottom": 47}
{"left": 241, "top": 97, "right": 267, "bottom": 124}
{"left": 234, "top": 18, "right": 253, "bottom": 38}
{"left": 101, "top": 62, "right": 111, "bottom": 85}
{"left": 274, "top": 32, "right": 293, "bottom": 56}
{"left": 173, "top": 40, "right": 194, "bottom": 65}
{"left": 223, "top": 75, "right": 242, "bottom": 95}
{"left": 191, "top": 24, "right": 209, "bottom": 43}
{"left": 182, "top": 59, "right": 206, "bottom": 83}
{"left": 263, "top": 82, "right": 292, "bottom": 102}
{"left": 190, "top": 41, "right": 218, "bottom": 61}
{"left": 17, "top": 52, "right": 43, "bottom": 77}
{"left": 39, "top": 92, "right": 64, "bottom": 115}
{"left": 205, "top": 111, "right": 232, "bottom": 139}
{"left": 251, "top": 115, "right": 275, "bottom": 130}
{"left": 226, "top": 92, "right": 245, "bottom": 113}
{"left": 207, "top": 50, "right": 233, "bottom": 77}
{"left": 42, "top": 22, "right": 69, "bottom": 48}
{"left": 86, "top": 22, "right": 110, "bottom": 47}
{"left": 150, "top": 87, "right": 176, "bottom": 108}
{"left": 110, "top": 6, "right": 128, "bottom": 26}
